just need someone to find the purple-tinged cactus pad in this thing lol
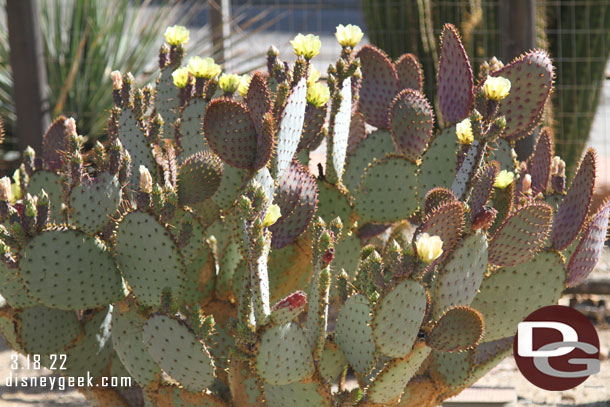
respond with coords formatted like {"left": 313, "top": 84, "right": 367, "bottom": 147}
{"left": 470, "top": 161, "right": 500, "bottom": 220}
{"left": 551, "top": 149, "right": 596, "bottom": 250}
{"left": 419, "top": 201, "right": 463, "bottom": 265}
{"left": 253, "top": 112, "right": 275, "bottom": 171}
{"left": 298, "top": 104, "right": 327, "bottom": 151}
{"left": 204, "top": 98, "right": 258, "bottom": 169}
{"left": 270, "top": 161, "right": 318, "bottom": 249}
{"left": 529, "top": 127, "right": 553, "bottom": 193}
{"left": 42, "top": 115, "right": 69, "bottom": 172}
{"left": 567, "top": 199, "right": 610, "bottom": 287}
{"left": 494, "top": 50, "right": 553, "bottom": 141}
{"left": 427, "top": 306, "right": 484, "bottom": 352}
{"left": 395, "top": 53, "right": 423, "bottom": 93}
{"left": 437, "top": 24, "right": 473, "bottom": 123}
{"left": 274, "top": 78, "right": 307, "bottom": 180}
{"left": 247, "top": 72, "right": 273, "bottom": 142}
{"left": 346, "top": 111, "right": 366, "bottom": 155}
{"left": 424, "top": 187, "right": 458, "bottom": 215}
{"left": 488, "top": 202, "right": 553, "bottom": 267}
{"left": 355, "top": 45, "right": 400, "bottom": 129}
{"left": 389, "top": 89, "right": 434, "bottom": 162}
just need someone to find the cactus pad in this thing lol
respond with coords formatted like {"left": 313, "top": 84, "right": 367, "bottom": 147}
{"left": 0, "top": 262, "right": 37, "bottom": 308}
{"left": 437, "top": 24, "right": 473, "bottom": 123}
{"left": 423, "top": 187, "right": 457, "bottom": 215}
{"left": 17, "top": 306, "right": 80, "bottom": 355}
{"left": 471, "top": 251, "right": 564, "bottom": 342}
{"left": 142, "top": 314, "right": 215, "bottom": 392}
{"left": 335, "top": 294, "right": 376, "bottom": 375}
{"left": 318, "top": 338, "right": 348, "bottom": 383}
{"left": 389, "top": 89, "right": 434, "bottom": 162}
{"left": 373, "top": 279, "right": 427, "bottom": 358}
{"left": 419, "top": 201, "right": 463, "bottom": 264}
{"left": 69, "top": 172, "right": 122, "bottom": 234}
{"left": 27, "top": 170, "right": 64, "bottom": 223}
{"left": 274, "top": 78, "right": 307, "bottom": 179}
{"left": 204, "top": 99, "right": 258, "bottom": 169}
{"left": 179, "top": 98, "right": 209, "bottom": 160}
{"left": 118, "top": 108, "right": 157, "bottom": 194}
{"left": 298, "top": 104, "right": 327, "bottom": 151}
{"left": 427, "top": 306, "right": 483, "bottom": 352}
{"left": 470, "top": 162, "right": 500, "bottom": 220}
{"left": 567, "top": 200, "right": 610, "bottom": 287}
{"left": 494, "top": 50, "right": 553, "bottom": 141}
{"left": 467, "top": 336, "right": 514, "bottom": 385}
{"left": 432, "top": 232, "right": 488, "bottom": 318}
{"left": 156, "top": 68, "right": 180, "bottom": 138}
{"left": 551, "top": 149, "right": 596, "bottom": 250}
{"left": 394, "top": 53, "right": 423, "bottom": 92}
{"left": 356, "top": 45, "right": 399, "bottom": 128}
{"left": 42, "top": 115, "right": 69, "bottom": 172}
{"left": 488, "top": 202, "right": 553, "bottom": 267}
{"left": 418, "top": 126, "right": 458, "bottom": 202}
{"left": 487, "top": 138, "right": 515, "bottom": 171}
{"left": 429, "top": 350, "right": 471, "bottom": 393}
{"left": 115, "top": 212, "right": 186, "bottom": 306}
{"left": 177, "top": 152, "right": 222, "bottom": 206}
{"left": 256, "top": 322, "right": 314, "bottom": 385}
{"left": 315, "top": 180, "right": 353, "bottom": 236}
{"left": 270, "top": 161, "right": 318, "bottom": 249}
{"left": 329, "top": 78, "right": 352, "bottom": 181}
{"left": 354, "top": 156, "right": 419, "bottom": 224}
{"left": 20, "top": 229, "right": 124, "bottom": 309}
{"left": 347, "top": 111, "right": 367, "bottom": 155}
{"left": 343, "top": 130, "right": 395, "bottom": 193}
{"left": 246, "top": 72, "right": 273, "bottom": 137}
{"left": 264, "top": 381, "right": 332, "bottom": 407}
{"left": 529, "top": 127, "right": 553, "bottom": 193}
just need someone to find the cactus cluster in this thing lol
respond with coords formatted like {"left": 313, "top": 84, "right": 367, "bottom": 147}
{"left": 0, "top": 23, "right": 608, "bottom": 407}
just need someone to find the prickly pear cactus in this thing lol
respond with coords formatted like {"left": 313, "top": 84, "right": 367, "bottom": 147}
{"left": 0, "top": 23, "right": 607, "bottom": 407}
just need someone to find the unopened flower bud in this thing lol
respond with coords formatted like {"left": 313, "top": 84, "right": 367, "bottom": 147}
{"left": 139, "top": 166, "right": 153, "bottom": 193}
{"left": 110, "top": 70, "right": 123, "bottom": 90}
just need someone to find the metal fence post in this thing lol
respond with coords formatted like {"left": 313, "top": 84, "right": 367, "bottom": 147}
{"left": 6, "top": 0, "right": 50, "bottom": 153}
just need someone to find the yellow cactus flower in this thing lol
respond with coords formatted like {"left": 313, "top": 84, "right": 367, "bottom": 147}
{"left": 335, "top": 24, "right": 364, "bottom": 48}
{"left": 187, "top": 56, "right": 221, "bottom": 79}
{"left": 307, "top": 65, "right": 321, "bottom": 86}
{"left": 415, "top": 233, "right": 443, "bottom": 264}
{"left": 307, "top": 82, "right": 330, "bottom": 108}
{"left": 172, "top": 67, "right": 190, "bottom": 89}
{"left": 290, "top": 34, "right": 321, "bottom": 59}
{"left": 494, "top": 170, "right": 515, "bottom": 189}
{"left": 263, "top": 204, "right": 282, "bottom": 227}
{"left": 483, "top": 75, "right": 511, "bottom": 101}
{"left": 238, "top": 74, "right": 252, "bottom": 98}
{"left": 164, "top": 25, "right": 190, "bottom": 46}
{"left": 219, "top": 73, "right": 241, "bottom": 93}
{"left": 456, "top": 118, "right": 473, "bottom": 144}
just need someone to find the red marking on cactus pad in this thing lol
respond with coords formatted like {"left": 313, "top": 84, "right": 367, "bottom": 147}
{"left": 274, "top": 291, "right": 307, "bottom": 310}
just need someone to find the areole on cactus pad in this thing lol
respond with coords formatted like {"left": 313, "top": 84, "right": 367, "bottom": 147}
{"left": 0, "top": 21, "right": 607, "bottom": 407}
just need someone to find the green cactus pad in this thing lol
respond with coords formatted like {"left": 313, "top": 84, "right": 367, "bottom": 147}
{"left": 27, "top": 170, "right": 64, "bottom": 223}
{"left": 427, "top": 306, "right": 483, "bottom": 352}
{"left": 419, "top": 201, "right": 463, "bottom": 264}
{"left": 256, "top": 322, "right": 314, "bottom": 385}
{"left": 155, "top": 68, "right": 180, "bottom": 138}
{"left": 268, "top": 235, "right": 313, "bottom": 303}
{"left": 17, "top": 306, "right": 80, "bottom": 355}
{"left": 423, "top": 187, "right": 457, "bottom": 215}
{"left": 529, "top": 127, "right": 553, "bottom": 193}
{"left": 20, "top": 229, "right": 124, "bottom": 309}
{"left": 487, "top": 138, "right": 515, "bottom": 171}
{"left": 142, "top": 314, "right": 216, "bottom": 392}
{"left": 429, "top": 350, "right": 471, "bottom": 392}
{"left": 551, "top": 149, "right": 596, "bottom": 250}
{"left": 432, "top": 232, "right": 488, "bottom": 318}
{"left": 329, "top": 78, "right": 352, "bottom": 181}
{"left": 366, "top": 344, "right": 431, "bottom": 404}
{"left": 471, "top": 251, "right": 564, "bottom": 342}
{"left": 228, "top": 359, "right": 264, "bottom": 407}
{"left": 343, "top": 129, "right": 395, "bottom": 193}
{"left": 274, "top": 78, "right": 307, "bottom": 180}
{"left": 0, "top": 313, "right": 21, "bottom": 351}
{"left": 399, "top": 375, "right": 440, "bottom": 407}
{"left": 177, "top": 152, "right": 222, "bottom": 206}
{"left": 468, "top": 336, "right": 514, "bottom": 384}
{"left": 298, "top": 104, "right": 326, "bottom": 151}
{"left": 118, "top": 107, "right": 156, "bottom": 195}
{"left": 354, "top": 155, "right": 419, "bottom": 224}
{"left": 204, "top": 98, "right": 258, "bottom": 169}
{"left": 315, "top": 180, "right": 353, "bottom": 236}
{"left": 469, "top": 162, "right": 500, "bottom": 220}
{"left": 318, "top": 338, "right": 348, "bottom": 383}
{"left": 418, "top": 126, "right": 458, "bottom": 204}
{"left": 488, "top": 202, "right": 553, "bottom": 266}
{"left": 179, "top": 98, "right": 209, "bottom": 160}
{"left": 0, "top": 261, "right": 37, "bottom": 308}
{"left": 69, "top": 172, "right": 122, "bottom": 234}
{"left": 333, "top": 234, "right": 362, "bottom": 280}
{"left": 389, "top": 89, "right": 434, "bottom": 162}
{"left": 356, "top": 45, "right": 399, "bottom": 129}
{"left": 41, "top": 115, "right": 69, "bottom": 172}
{"left": 216, "top": 237, "right": 242, "bottom": 301}
{"left": 115, "top": 211, "right": 186, "bottom": 306}
{"left": 394, "top": 53, "right": 423, "bottom": 93}
{"left": 437, "top": 24, "right": 473, "bottom": 123}
{"left": 112, "top": 304, "right": 161, "bottom": 386}
{"left": 270, "top": 161, "right": 318, "bottom": 249}
{"left": 347, "top": 111, "right": 367, "bottom": 155}
{"left": 254, "top": 112, "right": 275, "bottom": 171}
{"left": 264, "top": 381, "right": 332, "bottom": 407}
{"left": 567, "top": 199, "right": 610, "bottom": 287}
{"left": 335, "top": 294, "right": 376, "bottom": 374}
{"left": 210, "top": 164, "right": 246, "bottom": 210}
{"left": 373, "top": 279, "right": 427, "bottom": 358}
{"left": 246, "top": 72, "right": 273, "bottom": 137}
{"left": 494, "top": 50, "right": 553, "bottom": 141}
